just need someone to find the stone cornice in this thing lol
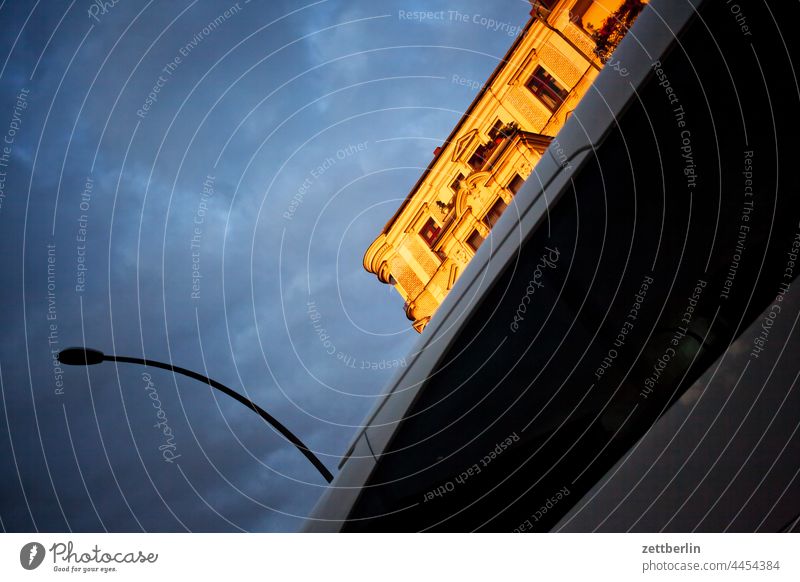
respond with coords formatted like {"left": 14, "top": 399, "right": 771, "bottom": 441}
{"left": 362, "top": 234, "right": 393, "bottom": 283}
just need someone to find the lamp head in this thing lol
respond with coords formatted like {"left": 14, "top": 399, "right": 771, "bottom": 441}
{"left": 58, "top": 347, "right": 105, "bottom": 366}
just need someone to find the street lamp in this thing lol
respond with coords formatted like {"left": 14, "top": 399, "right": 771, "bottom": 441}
{"left": 58, "top": 347, "right": 333, "bottom": 483}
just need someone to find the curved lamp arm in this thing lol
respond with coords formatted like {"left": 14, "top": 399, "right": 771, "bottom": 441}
{"left": 58, "top": 347, "right": 333, "bottom": 483}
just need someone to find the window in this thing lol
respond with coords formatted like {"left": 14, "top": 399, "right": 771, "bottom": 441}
{"left": 419, "top": 218, "right": 441, "bottom": 247}
{"left": 526, "top": 66, "right": 569, "bottom": 112}
{"left": 488, "top": 120, "right": 511, "bottom": 141}
{"left": 569, "top": 0, "right": 593, "bottom": 25}
{"left": 466, "top": 229, "right": 485, "bottom": 251}
{"left": 467, "top": 122, "right": 514, "bottom": 173}
{"left": 508, "top": 174, "right": 525, "bottom": 195}
{"left": 484, "top": 198, "right": 508, "bottom": 229}
{"left": 468, "top": 145, "right": 490, "bottom": 171}
{"left": 450, "top": 173, "right": 465, "bottom": 192}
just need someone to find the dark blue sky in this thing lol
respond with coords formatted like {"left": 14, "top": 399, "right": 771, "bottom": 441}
{"left": 0, "top": 0, "right": 532, "bottom": 531}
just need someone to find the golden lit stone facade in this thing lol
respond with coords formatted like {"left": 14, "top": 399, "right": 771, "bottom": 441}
{"left": 365, "top": 0, "right": 644, "bottom": 332}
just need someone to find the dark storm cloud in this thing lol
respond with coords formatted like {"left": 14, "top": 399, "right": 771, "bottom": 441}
{"left": 0, "top": 0, "right": 531, "bottom": 531}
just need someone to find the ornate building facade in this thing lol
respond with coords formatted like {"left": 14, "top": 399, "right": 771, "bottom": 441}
{"left": 364, "top": 0, "right": 646, "bottom": 332}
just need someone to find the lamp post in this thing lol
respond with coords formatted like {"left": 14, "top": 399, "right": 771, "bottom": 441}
{"left": 58, "top": 347, "right": 333, "bottom": 483}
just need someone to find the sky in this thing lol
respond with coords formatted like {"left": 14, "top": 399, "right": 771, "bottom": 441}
{"left": 0, "top": 0, "right": 535, "bottom": 531}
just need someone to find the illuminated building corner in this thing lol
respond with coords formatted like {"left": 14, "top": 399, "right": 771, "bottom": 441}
{"left": 364, "top": 0, "right": 644, "bottom": 332}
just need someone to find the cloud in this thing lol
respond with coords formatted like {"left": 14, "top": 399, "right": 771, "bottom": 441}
{"left": 0, "top": 0, "right": 530, "bottom": 531}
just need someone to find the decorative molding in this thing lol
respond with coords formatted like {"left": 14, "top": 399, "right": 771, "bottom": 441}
{"left": 447, "top": 263, "right": 459, "bottom": 289}
{"left": 405, "top": 203, "right": 429, "bottom": 233}
{"left": 452, "top": 245, "right": 468, "bottom": 263}
{"left": 507, "top": 85, "right": 550, "bottom": 131}
{"left": 508, "top": 48, "right": 537, "bottom": 86}
{"left": 412, "top": 316, "right": 431, "bottom": 333}
{"left": 563, "top": 21, "right": 597, "bottom": 62}
{"left": 452, "top": 129, "right": 479, "bottom": 162}
{"left": 454, "top": 170, "right": 492, "bottom": 218}
{"left": 539, "top": 41, "right": 583, "bottom": 87}
{"left": 362, "top": 234, "right": 393, "bottom": 282}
